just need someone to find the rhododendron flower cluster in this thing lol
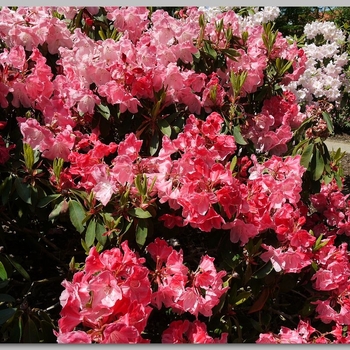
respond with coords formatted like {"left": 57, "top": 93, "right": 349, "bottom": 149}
{"left": 147, "top": 238, "right": 228, "bottom": 318}
{"left": 56, "top": 238, "right": 228, "bottom": 343}
{"left": 55, "top": 241, "right": 152, "bottom": 343}
{"left": 2, "top": 5, "right": 350, "bottom": 345}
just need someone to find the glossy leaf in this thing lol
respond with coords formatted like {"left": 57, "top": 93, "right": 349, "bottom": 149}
{"left": 233, "top": 291, "right": 252, "bottom": 306}
{"left": 149, "top": 131, "right": 159, "bottom": 156}
{"left": 136, "top": 219, "right": 148, "bottom": 248}
{"left": 95, "top": 221, "right": 107, "bottom": 246}
{"left": 252, "top": 261, "right": 274, "bottom": 279}
{"left": 300, "top": 143, "right": 314, "bottom": 169}
{"left": 48, "top": 200, "right": 64, "bottom": 221}
{"left": 128, "top": 207, "right": 152, "bottom": 219}
{"left": 322, "top": 111, "right": 334, "bottom": 134}
{"left": 96, "top": 103, "right": 111, "bottom": 120}
{"left": 233, "top": 125, "right": 248, "bottom": 145}
{"left": 69, "top": 199, "right": 86, "bottom": 233}
{"left": 0, "top": 308, "right": 16, "bottom": 325}
{"left": 158, "top": 119, "right": 172, "bottom": 137}
{"left": 85, "top": 218, "right": 96, "bottom": 248}
{"left": 0, "top": 261, "right": 7, "bottom": 281}
{"left": 14, "top": 177, "right": 32, "bottom": 204}
{"left": 37, "top": 194, "right": 61, "bottom": 208}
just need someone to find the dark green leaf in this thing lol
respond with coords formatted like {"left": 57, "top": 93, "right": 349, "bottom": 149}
{"left": 8, "top": 314, "right": 23, "bottom": 342}
{"left": 37, "top": 194, "right": 61, "bottom": 208}
{"left": 0, "top": 293, "right": 15, "bottom": 302}
{"left": 300, "top": 143, "right": 314, "bottom": 169}
{"left": 95, "top": 221, "right": 107, "bottom": 246}
{"left": 5, "top": 254, "right": 30, "bottom": 281}
{"left": 85, "top": 219, "right": 96, "bottom": 248}
{"left": 221, "top": 48, "right": 240, "bottom": 61}
{"left": 0, "top": 280, "right": 9, "bottom": 289}
{"left": 0, "top": 175, "right": 13, "bottom": 205}
{"left": 23, "top": 317, "right": 39, "bottom": 343}
{"left": 69, "top": 199, "right": 86, "bottom": 233}
{"left": 313, "top": 147, "right": 324, "bottom": 181}
{"left": 149, "top": 132, "right": 159, "bottom": 156}
{"left": 0, "top": 308, "right": 16, "bottom": 325}
{"left": 136, "top": 219, "right": 148, "bottom": 248}
{"left": 14, "top": 177, "right": 32, "bottom": 204}
{"left": 252, "top": 261, "right": 274, "bottom": 279}
{"left": 203, "top": 40, "right": 217, "bottom": 59}
{"left": 322, "top": 111, "right": 334, "bottom": 135}
{"left": 40, "top": 320, "right": 56, "bottom": 343}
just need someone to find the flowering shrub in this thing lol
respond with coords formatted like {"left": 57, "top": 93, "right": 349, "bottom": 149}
{"left": 0, "top": 5, "right": 349, "bottom": 344}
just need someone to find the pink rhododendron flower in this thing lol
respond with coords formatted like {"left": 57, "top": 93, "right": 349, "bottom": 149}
{"left": 260, "top": 244, "right": 312, "bottom": 273}
{"left": 162, "top": 320, "right": 227, "bottom": 343}
{"left": 57, "top": 242, "right": 152, "bottom": 343}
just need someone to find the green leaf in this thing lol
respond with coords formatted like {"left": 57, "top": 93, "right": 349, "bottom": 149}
{"left": 281, "top": 60, "right": 293, "bottom": 75}
{"left": 85, "top": 219, "right": 96, "bottom": 248}
{"left": 313, "top": 147, "right": 324, "bottom": 181}
{"left": 69, "top": 200, "right": 86, "bottom": 233}
{"left": 37, "top": 194, "right": 61, "bottom": 208}
{"left": 203, "top": 40, "right": 217, "bottom": 59}
{"left": 14, "top": 177, "right": 32, "bottom": 204}
{"left": 23, "top": 317, "right": 40, "bottom": 343}
{"left": 221, "top": 48, "right": 240, "bottom": 61}
{"left": 95, "top": 221, "right": 107, "bottom": 246}
{"left": 5, "top": 254, "right": 30, "bottom": 281}
{"left": 23, "top": 143, "right": 34, "bottom": 171}
{"left": 230, "top": 156, "right": 237, "bottom": 172}
{"left": 0, "top": 280, "right": 9, "bottom": 289}
{"left": 53, "top": 158, "right": 64, "bottom": 181}
{"left": 8, "top": 314, "right": 23, "bottom": 342}
{"left": 300, "top": 143, "right": 314, "bottom": 169}
{"left": 233, "top": 291, "right": 252, "bottom": 306}
{"left": 128, "top": 207, "right": 152, "bottom": 219}
{"left": 48, "top": 200, "right": 65, "bottom": 221}
{"left": 149, "top": 132, "right": 159, "bottom": 156}
{"left": 136, "top": 219, "right": 148, "bottom": 248}
{"left": 158, "top": 119, "right": 172, "bottom": 137}
{"left": 322, "top": 111, "right": 334, "bottom": 135}
{"left": 0, "top": 293, "right": 15, "bottom": 302}
{"left": 252, "top": 261, "right": 274, "bottom": 279}
{"left": 0, "top": 175, "right": 13, "bottom": 205}
{"left": 0, "top": 308, "right": 16, "bottom": 325}
{"left": 0, "top": 261, "right": 7, "bottom": 281}
{"left": 40, "top": 319, "right": 56, "bottom": 343}
{"left": 233, "top": 125, "right": 247, "bottom": 145}
{"left": 96, "top": 103, "right": 111, "bottom": 120}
